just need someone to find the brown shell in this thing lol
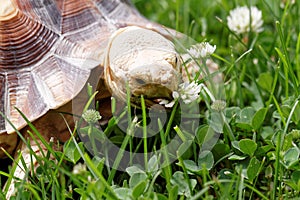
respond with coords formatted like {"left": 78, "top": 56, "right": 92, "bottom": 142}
{"left": 0, "top": 0, "right": 161, "bottom": 134}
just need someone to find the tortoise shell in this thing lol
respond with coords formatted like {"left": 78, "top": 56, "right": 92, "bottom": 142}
{"left": 0, "top": 0, "right": 165, "bottom": 134}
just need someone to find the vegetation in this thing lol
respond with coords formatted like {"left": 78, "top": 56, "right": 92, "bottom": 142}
{"left": 2, "top": 0, "right": 300, "bottom": 199}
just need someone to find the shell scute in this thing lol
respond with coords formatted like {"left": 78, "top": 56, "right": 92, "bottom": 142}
{"left": 15, "top": 0, "right": 62, "bottom": 33}
{"left": 60, "top": 0, "right": 100, "bottom": 34}
{"left": 0, "top": 11, "right": 59, "bottom": 69}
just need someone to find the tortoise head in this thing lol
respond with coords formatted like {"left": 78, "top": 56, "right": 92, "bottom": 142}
{"left": 104, "top": 26, "right": 181, "bottom": 107}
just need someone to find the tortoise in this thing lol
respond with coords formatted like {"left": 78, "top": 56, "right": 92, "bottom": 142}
{"left": 0, "top": 0, "right": 217, "bottom": 197}
{"left": 0, "top": 0, "right": 181, "bottom": 153}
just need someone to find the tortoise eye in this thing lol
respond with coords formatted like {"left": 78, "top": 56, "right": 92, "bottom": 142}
{"left": 135, "top": 78, "right": 146, "bottom": 85}
{"left": 175, "top": 56, "right": 181, "bottom": 69}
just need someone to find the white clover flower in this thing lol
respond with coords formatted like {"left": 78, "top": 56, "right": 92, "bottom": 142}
{"left": 187, "top": 42, "right": 216, "bottom": 58}
{"left": 227, "top": 6, "right": 264, "bottom": 34}
{"left": 82, "top": 109, "right": 102, "bottom": 124}
{"left": 72, "top": 163, "right": 87, "bottom": 175}
{"left": 160, "top": 81, "right": 201, "bottom": 107}
{"left": 178, "top": 81, "right": 201, "bottom": 104}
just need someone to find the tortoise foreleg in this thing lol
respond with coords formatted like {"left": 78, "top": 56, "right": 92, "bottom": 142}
{"left": 5, "top": 110, "right": 73, "bottom": 199}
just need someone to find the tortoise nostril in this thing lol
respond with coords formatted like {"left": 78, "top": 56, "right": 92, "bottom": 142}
{"left": 135, "top": 78, "right": 146, "bottom": 85}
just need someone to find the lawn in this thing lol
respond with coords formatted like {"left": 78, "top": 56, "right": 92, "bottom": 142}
{"left": 2, "top": 0, "right": 300, "bottom": 199}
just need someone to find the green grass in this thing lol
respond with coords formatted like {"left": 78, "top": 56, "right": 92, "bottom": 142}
{"left": 2, "top": 0, "right": 300, "bottom": 199}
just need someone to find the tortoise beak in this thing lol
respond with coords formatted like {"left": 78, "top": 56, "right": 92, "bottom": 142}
{"left": 131, "top": 84, "right": 173, "bottom": 107}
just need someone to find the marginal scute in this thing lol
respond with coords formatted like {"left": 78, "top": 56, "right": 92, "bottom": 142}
{"left": 6, "top": 70, "right": 34, "bottom": 133}
{"left": 0, "top": 75, "right": 6, "bottom": 133}
{"left": 31, "top": 55, "right": 91, "bottom": 108}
